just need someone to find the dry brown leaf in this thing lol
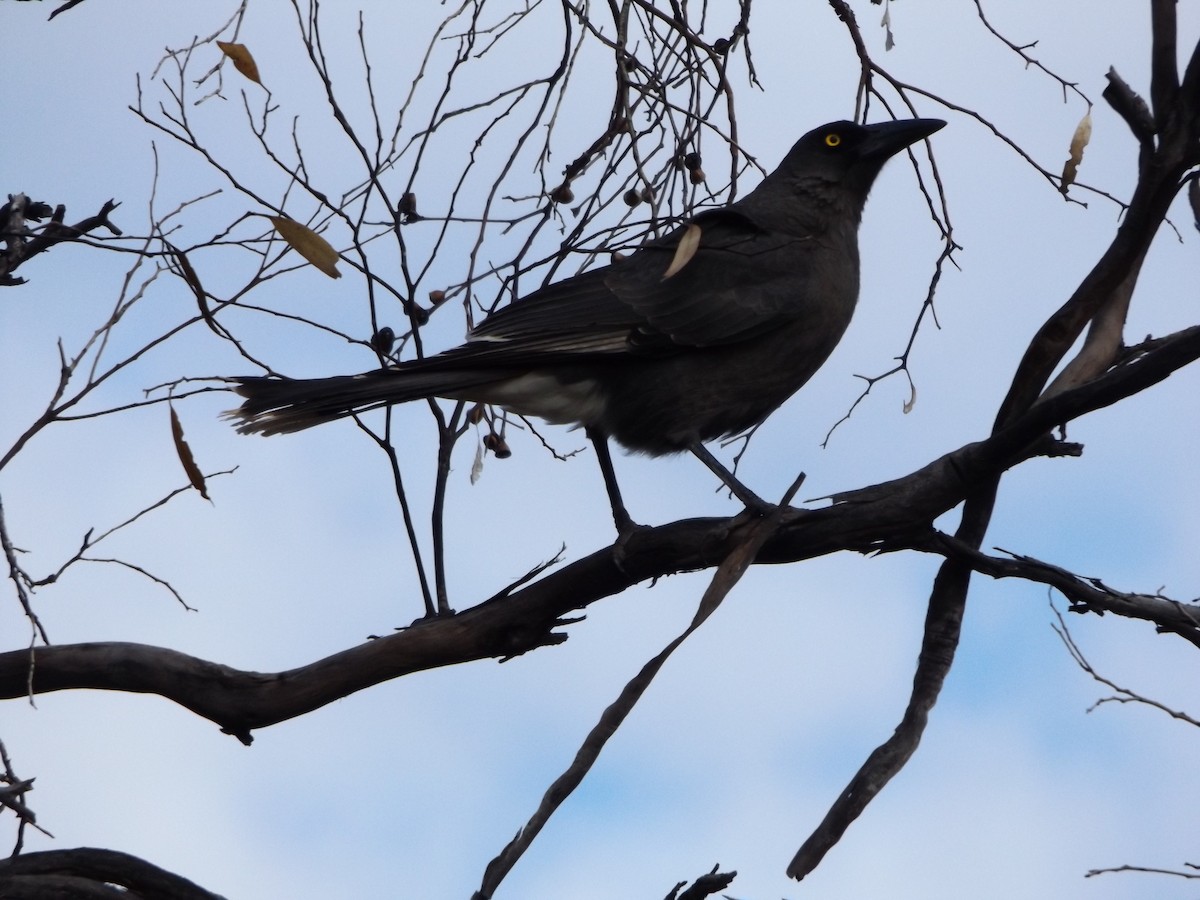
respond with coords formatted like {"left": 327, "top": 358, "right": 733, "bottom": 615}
{"left": 662, "top": 223, "right": 702, "bottom": 280}
{"left": 269, "top": 216, "right": 342, "bottom": 279}
{"left": 168, "top": 244, "right": 224, "bottom": 337}
{"left": 1060, "top": 111, "right": 1093, "bottom": 195}
{"left": 170, "top": 245, "right": 204, "bottom": 302}
{"left": 216, "top": 41, "right": 262, "bottom": 85}
{"left": 170, "top": 406, "right": 209, "bottom": 500}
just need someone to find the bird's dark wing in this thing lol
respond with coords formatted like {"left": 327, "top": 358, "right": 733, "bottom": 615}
{"left": 465, "top": 267, "right": 635, "bottom": 354}
{"left": 604, "top": 207, "right": 818, "bottom": 348}
{"left": 466, "top": 208, "right": 817, "bottom": 357}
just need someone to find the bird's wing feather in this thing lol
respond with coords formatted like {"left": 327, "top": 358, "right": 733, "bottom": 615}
{"left": 465, "top": 208, "right": 816, "bottom": 358}
{"left": 466, "top": 267, "right": 634, "bottom": 352}
{"left": 605, "top": 207, "right": 817, "bottom": 347}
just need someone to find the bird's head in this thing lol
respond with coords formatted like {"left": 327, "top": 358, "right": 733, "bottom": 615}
{"left": 750, "top": 117, "right": 946, "bottom": 226}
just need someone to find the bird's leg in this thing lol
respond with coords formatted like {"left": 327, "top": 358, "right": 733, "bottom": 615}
{"left": 588, "top": 429, "right": 639, "bottom": 534}
{"left": 687, "top": 440, "right": 774, "bottom": 515}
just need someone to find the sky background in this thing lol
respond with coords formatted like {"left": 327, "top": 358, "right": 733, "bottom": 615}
{"left": 3, "top": 2, "right": 1200, "bottom": 898}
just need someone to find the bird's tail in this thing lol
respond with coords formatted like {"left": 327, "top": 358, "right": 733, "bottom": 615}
{"left": 228, "top": 368, "right": 492, "bottom": 435}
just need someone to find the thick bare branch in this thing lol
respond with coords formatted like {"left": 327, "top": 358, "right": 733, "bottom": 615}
{"left": 0, "top": 848, "right": 223, "bottom": 900}
{"left": 923, "top": 537, "right": 1200, "bottom": 648}
{"left": 4, "top": 320, "right": 1198, "bottom": 738}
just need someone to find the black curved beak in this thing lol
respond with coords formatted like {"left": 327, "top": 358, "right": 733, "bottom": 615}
{"left": 859, "top": 118, "right": 946, "bottom": 160}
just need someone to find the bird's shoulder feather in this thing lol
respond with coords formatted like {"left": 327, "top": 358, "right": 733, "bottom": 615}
{"left": 463, "top": 204, "right": 824, "bottom": 358}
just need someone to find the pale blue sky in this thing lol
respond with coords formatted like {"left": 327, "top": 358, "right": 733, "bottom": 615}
{"left": 3, "top": 2, "right": 1199, "bottom": 898}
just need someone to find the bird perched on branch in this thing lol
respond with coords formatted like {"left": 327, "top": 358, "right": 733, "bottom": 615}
{"left": 229, "top": 118, "right": 944, "bottom": 530}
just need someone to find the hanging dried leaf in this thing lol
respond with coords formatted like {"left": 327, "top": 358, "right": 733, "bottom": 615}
{"left": 170, "top": 406, "right": 210, "bottom": 500}
{"left": 880, "top": 3, "right": 895, "bottom": 51}
{"left": 168, "top": 243, "right": 224, "bottom": 338}
{"left": 170, "top": 245, "right": 203, "bottom": 302}
{"left": 216, "top": 41, "right": 262, "bottom": 85}
{"left": 662, "top": 223, "right": 702, "bottom": 280}
{"left": 903, "top": 382, "right": 917, "bottom": 414}
{"left": 1059, "top": 111, "right": 1093, "bottom": 195}
{"left": 269, "top": 216, "right": 342, "bottom": 279}
{"left": 470, "top": 439, "right": 485, "bottom": 484}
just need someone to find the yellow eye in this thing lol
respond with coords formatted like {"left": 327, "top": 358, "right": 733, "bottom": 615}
{"left": 824, "top": 133, "right": 842, "bottom": 148}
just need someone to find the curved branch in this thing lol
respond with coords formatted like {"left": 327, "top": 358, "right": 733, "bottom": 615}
{"left": 477, "top": 485, "right": 800, "bottom": 900}
{"left": 996, "top": 34, "right": 1200, "bottom": 427}
{"left": 797, "top": 24, "right": 1200, "bottom": 875}
{"left": 788, "top": 320, "right": 1200, "bottom": 877}
{"left": 787, "top": 548, "right": 968, "bottom": 880}
{"left": 921, "top": 535, "right": 1200, "bottom": 648}
{"left": 3, "top": 324, "right": 1197, "bottom": 741}
{"left": 0, "top": 848, "right": 223, "bottom": 900}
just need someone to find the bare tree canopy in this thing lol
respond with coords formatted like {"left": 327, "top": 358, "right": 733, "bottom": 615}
{"left": 2, "top": 2, "right": 1199, "bottom": 898}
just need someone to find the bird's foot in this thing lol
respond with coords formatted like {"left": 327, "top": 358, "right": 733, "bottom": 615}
{"left": 611, "top": 506, "right": 643, "bottom": 537}
{"left": 610, "top": 513, "right": 651, "bottom": 574}
{"left": 738, "top": 492, "right": 778, "bottom": 519}
{"left": 736, "top": 471, "right": 806, "bottom": 521}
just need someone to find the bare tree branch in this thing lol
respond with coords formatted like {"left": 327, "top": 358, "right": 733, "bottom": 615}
{"left": 0, "top": 848, "right": 224, "bottom": 900}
